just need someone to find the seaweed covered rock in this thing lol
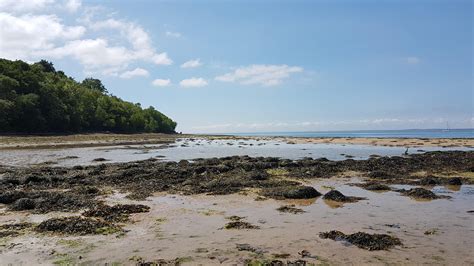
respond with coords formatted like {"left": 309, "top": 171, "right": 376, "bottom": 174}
{"left": 359, "top": 182, "right": 391, "bottom": 191}
{"left": 0, "top": 190, "right": 27, "bottom": 204}
{"left": 319, "top": 230, "right": 402, "bottom": 251}
{"left": 83, "top": 204, "right": 150, "bottom": 222}
{"left": 447, "top": 177, "right": 462, "bottom": 186}
{"left": 262, "top": 185, "right": 321, "bottom": 200}
{"left": 36, "top": 216, "right": 118, "bottom": 235}
{"left": 399, "top": 188, "right": 449, "bottom": 200}
{"left": 419, "top": 177, "right": 440, "bottom": 186}
{"left": 284, "top": 186, "right": 321, "bottom": 199}
{"left": 10, "top": 198, "right": 36, "bottom": 210}
{"left": 4, "top": 191, "right": 95, "bottom": 213}
{"left": 323, "top": 190, "right": 364, "bottom": 202}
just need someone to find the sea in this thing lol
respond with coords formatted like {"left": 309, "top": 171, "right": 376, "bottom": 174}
{"left": 227, "top": 128, "right": 474, "bottom": 139}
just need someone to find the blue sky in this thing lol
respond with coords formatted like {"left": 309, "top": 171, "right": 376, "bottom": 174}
{"left": 0, "top": 0, "right": 472, "bottom": 133}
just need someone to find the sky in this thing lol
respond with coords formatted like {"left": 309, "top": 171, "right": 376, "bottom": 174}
{"left": 0, "top": 0, "right": 472, "bottom": 133}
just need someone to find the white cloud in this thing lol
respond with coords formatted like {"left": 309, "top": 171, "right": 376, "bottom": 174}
{"left": 179, "top": 77, "right": 208, "bottom": 88}
{"left": 0, "top": 12, "right": 85, "bottom": 60}
{"left": 181, "top": 59, "right": 202, "bottom": 68}
{"left": 165, "top": 31, "right": 181, "bottom": 38}
{"left": 403, "top": 56, "right": 421, "bottom": 65}
{"left": 88, "top": 18, "right": 173, "bottom": 67}
{"left": 0, "top": 2, "right": 172, "bottom": 76}
{"left": 0, "top": 0, "right": 55, "bottom": 13}
{"left": 215, "top": 64, "right": 303, "bottom": 86}
{"left": 119, "top": 67, "right": 149, "bottom": 79}
{"left": 64, "top": 0, "right": 81, "bottom": 12}
{"left": 152, "top": 79, "right": 171, "bottom": 87}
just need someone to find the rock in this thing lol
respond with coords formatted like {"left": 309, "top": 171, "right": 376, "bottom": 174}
{"left": 447, "top": 177, "right": 462, "bottom": 185}
{"left": 92, "top": 158, "right": 107, "bottom": 162}
{"left": 399, "top": 187, "right": 447, "bottom": 199}
{"left": 419, "top": 177, "right": 439, "bottom": 185}
{"left": 319, "top": 230, "right": 402, "bottom": 251}
{"left": 323, "top": 190, "right": 364, "bottom": 202}
{"left": 283, "top": 186, "right": 321, "bottom": 199}
{"left": 359, "top": 182, "right": 391, "bottom": 191}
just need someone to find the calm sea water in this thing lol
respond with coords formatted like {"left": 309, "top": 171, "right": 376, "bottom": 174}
{"left": 228, "top": 129, "right": 474, "bottom": 139}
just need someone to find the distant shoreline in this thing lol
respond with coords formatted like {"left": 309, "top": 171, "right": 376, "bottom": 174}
{"left": 0, "top": 132, "right": 472, "bottom": 150}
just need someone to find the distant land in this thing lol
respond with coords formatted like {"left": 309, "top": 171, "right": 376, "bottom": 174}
{"left": 225, "top": 128, "right": 474, "bottom": 139}
{"left": 0, "top": 59, "right": 176, "bottom": 134}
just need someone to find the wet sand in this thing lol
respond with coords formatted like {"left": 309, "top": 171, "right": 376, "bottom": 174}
{"left": 0, "top": 133, "right": 473, "bottom": 265}
{"left": 1, "top": 178, "right": 473, "bottom": 265}
{"left": 0, "top": 151, "right": 473, "bottom": 265}
{"left": 0, "top": 133, "right": 473, "bottom": 150}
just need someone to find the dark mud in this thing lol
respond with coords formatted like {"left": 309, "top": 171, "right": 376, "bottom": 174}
{"left": 322, "top": 190, "right": 365, "bottom": 202}
{"left": 83, "top": 204, "right": 150, "bottom": 222}
{"left": 319, "top": 230, "right": 402, "bottom": 251}
{"left": 0, "top": 151, "right": 472, "bottom": 213}
{"left": 397, "top": 188, "right": 450, "bottom": 200}
{"left": 36, "top": 216, "right": 119, "bottom": 235}
{"left": 276, "top": 205, "right": 306, "bottom": 214}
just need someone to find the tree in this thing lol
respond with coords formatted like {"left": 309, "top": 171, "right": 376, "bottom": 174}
{"left": 81, "top": 78, "right": 108, "bottom": 94}
{"left": 0, "top": 58, "right": 177, "bottom": 133}
{"left": 35, "top": 60, "right": 56, "bottom": 73}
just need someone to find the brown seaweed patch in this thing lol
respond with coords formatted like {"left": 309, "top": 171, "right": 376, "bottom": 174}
{"left": 319, "top": 230, "right": 402, "bottom": 251}
{"left": 83, "top": 204, "right": 150, "bottom": 222}
{"left": 1, "top": 190, "right": 96, "bottom": 213}
{"left": 276, "top": 205, "right": 305, "bottom": 214}
{"left": 36, "top": 216, "right": 120, "bottom": 235}
{"left": 223, "top": 216, "right": 259, "bottom": 230}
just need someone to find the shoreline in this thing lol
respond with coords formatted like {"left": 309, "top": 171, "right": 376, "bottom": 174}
{"left": 0, "top": 133, "right": 473, "bottom": 150}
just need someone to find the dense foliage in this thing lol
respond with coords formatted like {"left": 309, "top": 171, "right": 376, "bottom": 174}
{"left": 0, "top": 59, "right": 177, "bottom": 133}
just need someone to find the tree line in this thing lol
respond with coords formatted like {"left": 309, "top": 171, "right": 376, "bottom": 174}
{"left": 0, "top": 59, "right": 177, "bottom": 134}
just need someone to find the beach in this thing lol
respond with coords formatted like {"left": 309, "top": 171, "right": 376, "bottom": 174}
{"left": 0, "top": 133, "right": 473, "bottom": 150}
{"left": 0, "top": 134, "right": 473, "bottom": 265}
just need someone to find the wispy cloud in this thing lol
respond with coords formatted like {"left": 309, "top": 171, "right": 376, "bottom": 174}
{"left": 165, "top": 31, "right": 181, "bottom": 38}
{"left": 152, "top": 78, "right": 171, "bottom": 87}
{"left": 119, "top": 67, "right": 149, "bottom": 79}
{"left": 403, "top": 56, "right": 421, "bottom": 65}
{"left": 65, "top": 0, "right": 81, "bottom": 12}
{"left": 181, "top": 59, "right": 202, "bottom": 68}
{"left": 190, "top": 118, "right": 462, "bottom": 133}
{"left": 215, "top": 64, "right": 303, "bottom": 86}
{"left": 179, "top": 77, "right": 208, "bottom": 88}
